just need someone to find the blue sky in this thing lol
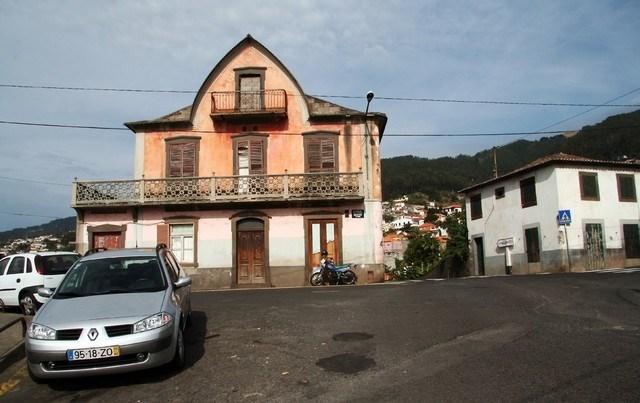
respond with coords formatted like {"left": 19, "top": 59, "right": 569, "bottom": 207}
{"left": 0, "top": 0, "right": 639, "bottom": 231}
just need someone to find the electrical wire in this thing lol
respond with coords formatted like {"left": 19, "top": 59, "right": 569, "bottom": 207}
{"left": 1, "top": 119, "right": 639, "bottom": 137}
{"left": 2, "top": 83, "right": 639, "bottom": 107}
{"left": 0, "top": 211, "right": 65, "bottom": 219}
{"left": 0, "top": 175, "right": 71, "bottom": 187}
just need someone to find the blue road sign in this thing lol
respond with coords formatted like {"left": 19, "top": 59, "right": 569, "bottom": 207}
{"left": 558, "top": 209, "right": 572, "bottom": 225}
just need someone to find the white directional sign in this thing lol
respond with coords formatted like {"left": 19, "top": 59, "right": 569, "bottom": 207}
{"left": 558, "top": 209, "right": 572, "bottom": 225}
{"left": 497, "top": 237, "right": 514, "bottom": 248}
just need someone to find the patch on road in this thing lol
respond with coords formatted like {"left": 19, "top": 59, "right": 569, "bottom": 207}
{"left": 332, "top": 332, "right": 374, "bottom": 342}
{"left": 316, "top": 353, "right": 376, "bottom": 374}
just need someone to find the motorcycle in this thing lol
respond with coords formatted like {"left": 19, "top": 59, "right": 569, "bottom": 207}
{"left": 310, "top": 259, "right": 357, "bottom": 286}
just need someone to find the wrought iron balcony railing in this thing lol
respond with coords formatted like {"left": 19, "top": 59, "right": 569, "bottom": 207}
{"left": 72, "top": 172, "right": 363, "bottom": 207}
{"left": 211, "top": 89, "right": 287, "bottom": 115}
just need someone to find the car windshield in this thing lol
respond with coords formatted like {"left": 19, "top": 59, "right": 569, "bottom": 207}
{"left": 54, "top": 256, "right": 166, "bottom": 298}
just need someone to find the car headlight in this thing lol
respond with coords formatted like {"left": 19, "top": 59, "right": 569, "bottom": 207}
{"left": 133, "top": 312, "right": 173, "bottom": 333}
{"left": 28, "top": 323, "right": 56, "bottom": 340}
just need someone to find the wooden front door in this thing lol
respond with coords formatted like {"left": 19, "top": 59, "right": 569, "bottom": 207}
{"left": 237, "top": 230, "right": 266, "bottom": 285}
{"left": 92, "top": 232, "right": 122, "bottom": 249}
{"left": 307, "top": 219, "right": 340, "bottom": 271}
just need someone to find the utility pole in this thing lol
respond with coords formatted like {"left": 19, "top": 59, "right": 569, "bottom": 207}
{"left": 492, "top": 147, "right": 498, "bottom": 178}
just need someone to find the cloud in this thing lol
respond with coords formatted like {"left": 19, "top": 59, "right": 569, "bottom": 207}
{"left": 0, "top": 0, "right": 639, "bottom": 229}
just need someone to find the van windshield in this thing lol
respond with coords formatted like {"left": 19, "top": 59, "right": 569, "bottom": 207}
{"left": 36, "top": 254, "right": 79, "bottom": 275}
{"left": 54, "top": 257, "right": 166, "bottom": 298}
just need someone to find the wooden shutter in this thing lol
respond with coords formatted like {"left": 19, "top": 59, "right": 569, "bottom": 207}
{"left": 157, "top": 224, "right": 169, "bottom": 246}
{"left": 306, "top": 137, "right": 336, "bottom": 173}
{"left": 249, "top": 140, "right": 264, "bottom": 174}
{"left": 167, "top": 142, "right": 197, "bottom": 178}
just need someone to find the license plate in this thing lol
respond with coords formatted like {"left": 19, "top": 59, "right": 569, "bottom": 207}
{"left": 67, "top": 346, "right": 120, "bottom": 361}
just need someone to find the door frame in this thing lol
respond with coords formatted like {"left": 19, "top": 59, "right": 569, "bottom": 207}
{"left": 88, "top": 224, "right": 126, "bottom": 250}
{"left": 231, "top": 212, "right": 270, "bottom": 288}
{"left": 303, "top": 212, "right": 343, "bottom": 281}
{"left": 472, "top": 235, "right": 485, "bottom": 276}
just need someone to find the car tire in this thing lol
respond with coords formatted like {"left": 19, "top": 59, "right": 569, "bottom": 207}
{"left": 28, "top": 365, "right": 47, "bottom": 385}
{"left": 20, "top": 291, "right": 40, "bottom": 316}
{"left": 169, "top": 328, "right": 186, "bottom": 371}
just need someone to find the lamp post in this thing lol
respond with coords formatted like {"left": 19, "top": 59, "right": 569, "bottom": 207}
{"left": 364, "top": 91, "right": 374, "bottom": 184}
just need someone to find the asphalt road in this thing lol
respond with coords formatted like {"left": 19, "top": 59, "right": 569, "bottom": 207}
{"left": 2, "top": 269, "right": 640, "bottom": 402}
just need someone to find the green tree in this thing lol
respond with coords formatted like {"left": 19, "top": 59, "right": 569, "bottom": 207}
{"left": 403, "top": 234, "right": 441, "bottom": 269}
{"left": 442, "top": 212, "right": 469, "bottom": 276}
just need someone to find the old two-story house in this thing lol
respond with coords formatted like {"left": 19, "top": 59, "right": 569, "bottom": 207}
{"left": 71, "top": 35, "right": 387, "bottom": 289}
{"left": 460, "top": 153, "right": 640, "bottom": 276}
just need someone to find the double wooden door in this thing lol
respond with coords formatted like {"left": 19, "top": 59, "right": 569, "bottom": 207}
{"left": 92, "top": 232, "right": 122, "bottom": 249}
{"left": 237, "top": 230, "right": 266, "bottom": 285}
{"left": 307, "top": 219, "right": 340, "bottom": 271}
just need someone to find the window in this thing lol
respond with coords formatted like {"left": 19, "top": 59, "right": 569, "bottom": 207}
{"left": 170, "top": 224, "right": 194, "bottom": 264}
{"left": 304, "top": 134, "right": 338, "bottom": 173}
{"left": 0, "top": 258, "right": 8, "bottom": 275}
{"left": 162, "top": 252, "right": 180, "bottom": 283}
{"left": 26, "top": 259, "right": 32, "bottom": 273}
{"left": 579, "top": 172, "right": 599, "bottom": 200}
{"left": 6, "top": 257, "right": 25, "bottom": 275}
{"left": 165, "top": 137, "right": 200, "bottom": 178}
{"left": 524, "top": 227, "right": 540, "bottom": 263}
{"left": 520, "top": 177, "right": 537, "bottom": 208}
{"left": 617, "top": 174, "right": 637, "bottom": 202}
{"left": 235, "top": 68, "right": 265, "bottom": 112}
{"left": 623, "top": 224, "right": 640, "bottom": 258}
{"left": 234, "top": 136, "right": 266, "bottom": 175}
{"left": 494, "top": 187, "right": 505, "bottom": 199}
{"left": 470, "top": 194, "right": 482, "bottom": 220}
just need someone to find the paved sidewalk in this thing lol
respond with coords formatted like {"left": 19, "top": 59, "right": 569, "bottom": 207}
{"left": 0, "top": 313, "right": 29, "bottom": 372}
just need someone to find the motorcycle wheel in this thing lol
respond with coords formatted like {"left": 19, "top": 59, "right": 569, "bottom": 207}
{"left": 341, "top": 270, "right": 357, "bottom": 285}
{"left": 310, "top": 272, "right": 323, "bottom": 286}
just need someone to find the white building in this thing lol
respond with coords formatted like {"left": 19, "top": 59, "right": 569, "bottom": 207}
{"left": 460, "top": 153, "right": 640, "bottom": 276}
{"left": 390, "top": 216, "right": 413, "bottom": 229}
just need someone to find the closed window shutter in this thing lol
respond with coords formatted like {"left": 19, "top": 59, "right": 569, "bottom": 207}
{"left": 157, "top": 224, "right": 169, "bottom": 246}
{"left": 249, "top": 140, "right": 264, "bottom": 174}
{"left": 306, "top": 137, "right": 335, "bottom": 173}
{"left": 321, "top": 140, "right": 335, "bottom": 171}
{"left": 168, "top": 142, "right": 197, "bottom": 177}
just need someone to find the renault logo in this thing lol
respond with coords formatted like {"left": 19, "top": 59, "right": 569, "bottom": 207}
{"left": 88, "top": 328, "right": 99, "bottom": 341}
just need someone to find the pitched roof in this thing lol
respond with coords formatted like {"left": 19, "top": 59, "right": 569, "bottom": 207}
{"left": 124, "top": 105, "right": 192, "bottom": 130}
{"left": 459, "top": 152, "right": 640, "bottom": 193}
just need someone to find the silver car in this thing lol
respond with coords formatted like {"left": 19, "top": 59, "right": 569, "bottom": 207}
{"left": 25, "top": 245, "right": 192, "bottom": 382}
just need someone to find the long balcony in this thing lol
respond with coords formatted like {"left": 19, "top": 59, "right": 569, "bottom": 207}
{"left": 72, "top": 172, "right": 364, "bottom": 208}
{"left": 210, "top": 89, "right": 287, "bottom": 122}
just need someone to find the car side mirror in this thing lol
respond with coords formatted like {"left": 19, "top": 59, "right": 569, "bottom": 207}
{"left": 37, "top": 288, "right": 53, "bottom": 298}
{"left": 174, "top": 276, "right": 192, "bottom": 289}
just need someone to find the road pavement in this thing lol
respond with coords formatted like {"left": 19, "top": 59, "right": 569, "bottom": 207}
{"left": 2, "top": 270, "right": 640, "bottom": 402}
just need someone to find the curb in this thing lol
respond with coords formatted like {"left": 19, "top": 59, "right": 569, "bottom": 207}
{"left": 0, "top": 341, "right": 25, "bottom": 373}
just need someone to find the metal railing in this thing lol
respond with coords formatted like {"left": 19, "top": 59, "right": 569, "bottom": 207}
{"left": 211, "top": 89, "right": 287, "bottom": 114}
{"left": 72, "top": 171, "right": 364, "bottom": 207}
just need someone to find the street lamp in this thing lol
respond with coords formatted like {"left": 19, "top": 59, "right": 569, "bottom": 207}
{"left": 364, "top": 91, "right": 374, "bottom": 182}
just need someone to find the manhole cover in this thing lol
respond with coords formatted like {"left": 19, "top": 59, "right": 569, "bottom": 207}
{"left": 316, "top": 353, "right": 375, "bottom": 374}
{"left": 332, "top": 332, "right": 374, "bottom": 342}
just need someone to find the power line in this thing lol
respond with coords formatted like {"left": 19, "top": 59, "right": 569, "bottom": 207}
{"left": 534, "top": 87, "right": 640, "bottom": 134}
{"left": 2, "top": 83, "right": 640, "bottom": 107}
{"left": 0, "top": 175, "right": 71, "bottom": 187}
{"left": 0, "top": 211, "right": 65, "bottom": 219}
{"left": 2, "top": 119, "right": 639, "bottom": 137}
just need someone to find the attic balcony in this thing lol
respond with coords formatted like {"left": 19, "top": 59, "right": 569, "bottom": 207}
{"left": 210, "top": 89, "right": 287, "bottom": 122}
{"left": 71, "top": 172, "right": 364, "bottom": 208}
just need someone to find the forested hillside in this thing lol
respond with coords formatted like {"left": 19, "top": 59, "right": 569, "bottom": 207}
{"left": 382, "top": 109, "right": 640, "bottom": 200}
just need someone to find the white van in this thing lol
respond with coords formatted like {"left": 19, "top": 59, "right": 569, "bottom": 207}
{"left": 0, "top": 252, "right": 80, "bottom": 314}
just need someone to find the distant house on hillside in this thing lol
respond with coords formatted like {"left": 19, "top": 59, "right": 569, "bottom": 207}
{"left": 460, "top": 153, "right": 640, "bottom": 276}
{"left": 442, "top": 204, "right": 462, "bottom": 215}
{"left": 383, "top": 232, "right": 409, "bottom": 269}
{"left": 71, "top": 35, "right": 388, "bottom": 289}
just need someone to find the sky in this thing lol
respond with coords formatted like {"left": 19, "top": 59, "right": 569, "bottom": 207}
{"left": 0, "top": 0, "right": 639, "bottom": 231}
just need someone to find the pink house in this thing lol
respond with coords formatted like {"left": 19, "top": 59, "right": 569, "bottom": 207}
{"left": 71, "top": 36, "right": 387, "bottom": 289}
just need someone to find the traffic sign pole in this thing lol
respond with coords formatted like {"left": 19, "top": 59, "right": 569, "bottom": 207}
{"left": 564, "top": 223, "right": 572, "bottom": 270}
